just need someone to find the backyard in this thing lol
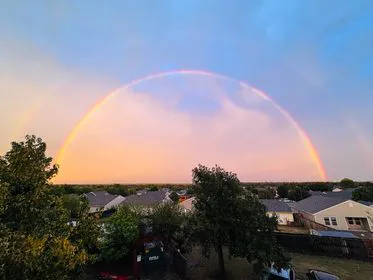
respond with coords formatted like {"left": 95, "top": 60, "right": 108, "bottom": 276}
{"left": 186, "top": 247, "right": 373, "bottom": 280}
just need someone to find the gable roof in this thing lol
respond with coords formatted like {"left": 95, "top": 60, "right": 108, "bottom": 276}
{"left": 179, "top": 197, "right": 195, "bottom": 211}
{"left": 84, "top": 191, "right": 118, "bottom": 207}
{"left": 293, "top": 195, "right": 349, "bottom": 214}
{"left": 260, "top": 199, "right": 292, "bottom": 212}
{"left": 121, "top": 190, "right": 168, "bottom": 206}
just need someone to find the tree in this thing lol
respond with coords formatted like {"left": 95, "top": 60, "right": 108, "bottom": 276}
{"left": 188, "top": 165, "right": 289, "bottom": 278}
{"left": 0, "top": 135, "right": 58, "bottom": 195}
{"left": 169, "top": 191, "right": 179, "bottom": 202}
{"left": 258, "top": 187, "right": 276, "bottom": 199}
{"left": 149, "top": 202, "right": 185, "bottom": 240}
{"left": 277, "top": 185, "right": 289, "bottom": 198}
{"left": 0, "top": 135, "right": 98, "bottom": 279}
{"left": 149, "top": 185, "right": 159, "bottom": 192}
{"left": 62, "top": 194, "right": 87, "bottom": 219}
{"left": 100, "top": 205, "right": 139, "bottom": 261}
{"left": 287, "top": 187, "right": 310, "bottom": 202}
{"left": 340, "top": 178, "right": 355, "bottom": 189}
{"left": 352, "top": 184, "right": 373, "bottom": 201}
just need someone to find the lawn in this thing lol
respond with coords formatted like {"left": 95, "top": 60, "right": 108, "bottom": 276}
{"left": 186, "top": 247, "right": 373, "bottom": 280}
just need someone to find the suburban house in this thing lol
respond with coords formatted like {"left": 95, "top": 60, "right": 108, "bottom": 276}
{"left": 260, "top": 199, "right": 294, "bottom": 225}
{"left": 293, "top": 195, "right": 373, "bottom": 232}
{"left": 120, "top": 189, "right": 170, "bottom": 208}
{"left": 179, "top": 197, "right": 195, "bottom": 213}
{"left": 84, "top": 191, "right": 126, "bottom": 213}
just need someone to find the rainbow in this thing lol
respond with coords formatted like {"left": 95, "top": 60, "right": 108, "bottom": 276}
{"left": 55, "top": 69, "right": 327, "bottom": 181}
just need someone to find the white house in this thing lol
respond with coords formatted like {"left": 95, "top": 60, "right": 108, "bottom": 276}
{"left": 260, "top": 199, "right": 294, "bottom": 225}
{"left": 293, "top": 195, "right": 373, "bottom": 232}
{"left": 84, "top": 191, "right": 125, "bottom": 213}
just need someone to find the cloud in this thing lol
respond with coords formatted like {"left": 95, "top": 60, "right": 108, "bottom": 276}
{"left": 0, "top": 37, "right": 115, "bottom": 155}
{"left": 56, "top": 80, "right": 322, "bottom": 184}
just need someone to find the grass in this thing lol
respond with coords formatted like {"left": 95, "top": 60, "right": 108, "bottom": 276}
{"left": 186, "top": 247, "right": 373, "bottom": 280}
{"left": 290, "top": 252, "right": 373, "bottom": 280}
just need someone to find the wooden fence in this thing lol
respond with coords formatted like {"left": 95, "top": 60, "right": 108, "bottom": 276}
{"left": 275, "top": 232, "right": 373, "bottom": 261}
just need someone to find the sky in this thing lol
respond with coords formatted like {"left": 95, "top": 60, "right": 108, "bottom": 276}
{"left": 0, "top": 0, "right": 372, "bottom": 183}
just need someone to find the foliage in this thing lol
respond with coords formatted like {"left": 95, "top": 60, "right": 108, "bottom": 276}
{"left": 277, "top": 185, "right": 289, "bottom": 198}
{"left": 149, "top": 202, "right": 185, "bottom": 240}
{"left": 100, "top": 205, "right": 139, "bottom": 261}
{"left": 186, "top": 188, "right": 195, "bottom": 195}
{"left": 62, "top": 194, "right": 87, "bottom": 219}
{"left": 169, "top": 191, "right": 179, "bottom": 202}
{"left": 0, "top": 135, "right": 58, "bottom": 194}
{"left": 149, "top": 185, "right": 159, "bottom": 192}
{"left": 340, "top": 178, "right": 355, "bottom": 189}
{"left": 352, "top": 184, "right": 373, "bottom": 201}
{"left": 188, "top": 165, "right": 289, "bottom": 278}
{"left": 0, "top": 135, "right": 99, "bottom": 279}
{"left": 257, "top": 187, "right": 276, "bottom": 199}
{"left": 287, "top": 187, "right": 311, "bottom": 201}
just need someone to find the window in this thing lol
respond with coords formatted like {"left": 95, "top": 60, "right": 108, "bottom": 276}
{"left": 347, "top": 217, "right": 354, "bottom": 225}
{"left": 324, "top": 217, "right": 331, "bottom": 225}
{"left": 355, "top": 218, "right": 361, "bottom": 225}
{"left": 331, "top": 217, "right": 337, "bottom": 226}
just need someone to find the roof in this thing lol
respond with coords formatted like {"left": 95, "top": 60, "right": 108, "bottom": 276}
{"left": 315, "top": 230, "right": 358, "bottom": 239}
{"left": 121, "top": 190, "right": 168, "bottom": 206}
{"left": 179, "top": 197, "right": 195, "bottom": 211}
{"left": 293, "top": 195, "right": 348, "bottom": 214}
{"left": 84, "top": 191, "right": 118, "bottom": 207}
{"left": 309, "top": 188, "right": 354, "bottom": 199}
{"left": 260, "top": 199, "right": 292, "bottom": 212}
{"left": 358, "top": 200, "right": 373, "bottom": 206}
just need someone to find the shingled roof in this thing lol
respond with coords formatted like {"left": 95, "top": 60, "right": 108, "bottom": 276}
{"left": 293, "top": 195, "right": 348, "bottom": 214}
{"left": 121, "top": 189, "right": 169, "bottom": 206}
{"left": 84, "top": 191, "right": 118, "bottom": 207}
{"left": 260, "top": 199, "right": 292, "bottom": 212}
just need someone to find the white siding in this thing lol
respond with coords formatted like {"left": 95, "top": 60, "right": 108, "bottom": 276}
{"left": 104, "top": 195, "right": 126, "bottom": 211}
{"left": 267, "top": 211, "right": 294, "bottom": 225}
{"left": 314, "top": 200, "right": 373, "bottom": 231}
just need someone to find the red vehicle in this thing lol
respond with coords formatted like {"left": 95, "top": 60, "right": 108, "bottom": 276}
{"left": 98, "top": 272, "right": 131, "bottom": 280}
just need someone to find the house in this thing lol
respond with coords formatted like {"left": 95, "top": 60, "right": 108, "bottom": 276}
{"left": 293, "top": 195, "right": 373, "bottom": 232}
{"left": 84, "top": 191, "right": 125, "bottom": 213}
{"left": 121, "top": 189, "right": 170, "bottom": 208}
{"left": 260, "top": 199, "right": 294, "bottom": 225}
{"left": 179, "top": 197, "right": 195, "bottom": 213}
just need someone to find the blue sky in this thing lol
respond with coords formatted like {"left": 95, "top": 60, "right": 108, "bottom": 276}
{"left": 1, "top": 0, "right": 373, "bottom": 181}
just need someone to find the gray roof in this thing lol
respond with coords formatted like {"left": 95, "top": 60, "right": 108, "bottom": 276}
{"left": 309, "top": 188, "right": 354, "bottom": 199}
{"left": 121, "top": 190, "right": 168, "bottom": 206}
{"left": 84, "top": 191, "right": 118, "bottom": 207}
{"left": 294, "top": 195, "right": 348, "bottom": 214}
{"left": 260, "top": 199, "right": 292, "bottom": 212}
{"left": 358, "top": 200, "right": 373, "bottom": 206}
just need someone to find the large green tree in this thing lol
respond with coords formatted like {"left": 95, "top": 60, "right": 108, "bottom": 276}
{"left": 100, "top": 205, "right": 139, "bottom": 261}
{"left": 0, "top": 135, "right": 99, "bottom": 279}
{"left": 188, "top": 165, "right": 289, "bottom": 278}
{"left": 149, "top": 202, "right": 185, "bottom": 240}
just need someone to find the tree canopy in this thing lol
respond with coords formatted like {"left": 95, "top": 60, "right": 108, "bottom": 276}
{"left": 149, "top": 202, "right": 185, "bottom": 240}
{"left": 340, "top": 178, "right": 355, "bottom": 189}
{"left": 352, "top": 184, "right": 373, "bottom": 201}
{"left": 188, "top": 165, "right": 289, "bottom": 278}
{"left": 277, "top": 185, "right": 289, "bottom": 198}
{"left": 99, "top": 205, "right": 139, "bottom": 261}
{"left": 0, "top": 135, "right": 99, "bottom": 279}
